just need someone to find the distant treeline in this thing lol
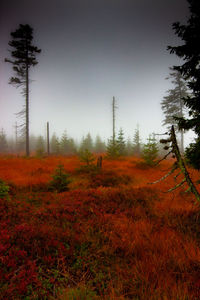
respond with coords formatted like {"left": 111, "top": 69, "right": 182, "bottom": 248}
{"left": 0, "top": 127, "right": 168, "bottom": 158}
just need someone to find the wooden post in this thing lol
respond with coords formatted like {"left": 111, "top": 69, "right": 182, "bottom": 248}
{"left": 97, "top": 155, "right": 102, "bottom": 169}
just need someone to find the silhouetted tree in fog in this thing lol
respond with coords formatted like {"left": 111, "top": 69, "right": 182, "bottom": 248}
{"left": 132, "top": 125, "right": 141, "bottom": 156}
{"left": 5, "top": 24, "right": 41, "bottom": 156}
{"left": 51, "top": 133, "right": 60, "bottom": 154}
{"left": 60, "top": 131, "right": 69, "bottom": 155}
{"left": 60, "top": 131, "right": 77, "bottom": 155}
{"left": 116, "top": 128, "right": 126, "bottom": 156}
{"left": 35, "top": 135, "right": 45, "bottom": 157}
{"left": 79, "top": 133, "right": 93, "bottom": 152}
{"left": 106, "top": 138, "right": 119, "bottom": 158}
{"left": 168, "top": 0, "right": 200, "bottom": 169}
{"left": 0, "top": 129, "right": 8, "bottom": 153}
{"left": 67, "top": 138, "right": 77, "bottom": 154}
{"left": 94, "top": 135, "right": 106, "bottom": 153}
{"left": 161, "top": 68, "right": 188, "bottom": 153}
{"left": 126, "top": 138, "right": 133, "bottom": 156}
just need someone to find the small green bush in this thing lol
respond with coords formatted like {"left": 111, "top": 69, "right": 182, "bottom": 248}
{"left": 79, "top": 149, "right": 95, "bottom": 166}
{"left": 142, "top": 134, "right": 158, "bottom": 166}
{"left": 48, "top": 164, "right": 71, "bottom": 192}
{"left": 0, "top": 179, "right": 9, "bottom": 199}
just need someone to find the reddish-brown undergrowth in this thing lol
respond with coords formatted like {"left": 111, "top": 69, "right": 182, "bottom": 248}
{"left": 0, "top": 155, "right": 200, "bottom": 299}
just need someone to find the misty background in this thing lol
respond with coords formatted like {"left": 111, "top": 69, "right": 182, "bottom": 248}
{"left": 0, "top": 0, "right": 193, "bottom": 146}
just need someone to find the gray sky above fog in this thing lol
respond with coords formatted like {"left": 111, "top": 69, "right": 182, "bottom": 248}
{"left": 0, "top": 0, "right": 193, "bottom": 144}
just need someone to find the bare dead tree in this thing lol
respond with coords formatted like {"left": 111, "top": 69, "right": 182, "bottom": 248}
{"left": 112, "top": 96, "right": 117, "bottom": 144}
{"left": 47, "top": 122, "right": 50, "bottom": 156}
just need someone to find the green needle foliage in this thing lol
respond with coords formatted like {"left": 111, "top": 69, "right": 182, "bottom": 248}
{"left": 79, "top": 149, "right": 95, "bottom": 166}
{"left": 48, "top": 164, "right": 71, "bottom": 192}
{"left": 5, "top": 24, "right": 41, "bottom": 157}
{"left": 116, "top": 128, "right": 126, "bottom": 156}
{"left": 0, "top": 179, "right": 10, "bottom": 199}
{"left": 142, "top": 134, "right": 159, "bottom": 166}
{"left": 168, "top": 0, "right": 200, "bottom": 168}
{"left": 106, "top": 139, "right": 119, "bottom": 158}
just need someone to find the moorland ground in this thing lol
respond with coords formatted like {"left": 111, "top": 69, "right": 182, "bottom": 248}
{"left": 0, "top": 155, "right": 200, "bottom": 299}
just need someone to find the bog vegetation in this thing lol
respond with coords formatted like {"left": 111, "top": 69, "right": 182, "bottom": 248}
{"left": 1, "top": 154, "right": 200, "bottom": 299}
{"left": 1, "top": 0, "right": 200, "bottom": 299}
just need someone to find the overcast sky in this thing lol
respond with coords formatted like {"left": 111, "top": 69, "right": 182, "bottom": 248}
{"left": 0, "top": 0, "right": 193, "bottom": 145}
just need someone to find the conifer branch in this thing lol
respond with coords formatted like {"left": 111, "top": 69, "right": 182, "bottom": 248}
{"left": 155, "top": 150, "right": 173, "bottom": 166}
{"left": 166, "top": 178, "right": 186, "bottom": 192}
{"left": 149, "top": 125, "right": 200, "bottom": 203}
{"left": 149, "top": 163, "right": 177, "bottom": 184}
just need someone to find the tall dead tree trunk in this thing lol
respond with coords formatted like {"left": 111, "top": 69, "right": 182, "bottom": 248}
{"left": 25, "top": 60, "right": 30, "bottom": 157}
{"left": 47, "top": 122, "right": 50, "bottom": 156}
{"left": 112, "top": 96, "right": 116, "bottom": 144}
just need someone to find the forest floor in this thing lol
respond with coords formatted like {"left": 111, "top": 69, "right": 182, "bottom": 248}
{"left": 0, "top": 155, "right": 200, "bottom": 299}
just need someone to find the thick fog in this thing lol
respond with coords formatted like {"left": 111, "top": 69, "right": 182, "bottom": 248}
{"left": 1, "top": 0, "right": 194, "bottom": 145}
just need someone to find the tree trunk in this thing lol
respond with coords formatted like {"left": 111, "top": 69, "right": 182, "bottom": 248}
{"left": 26, "top": 62, "right": 29, "bottom": 157}
{"left": 178, "top": 76, "right": 184, "bottom": 153}
{"left": 171, "top": 125, "right": 200, "bottom": 202}
{"left": 180, "top": 128, "right": 184, "bottom": 154}
{"left": 47, "top": 122, "right": 50, "bottom": 155}
{"left": 112, "top": 96, "right": 116, "bottom": 144}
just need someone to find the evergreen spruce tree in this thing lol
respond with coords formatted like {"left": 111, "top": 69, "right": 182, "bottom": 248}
{"left": 161, "top": 68, "right": 188, "bottom": 153}
{"left": 132, "top": 126, "right": 141, "bottom": 156}
{"left": 116, "top": 128, "right": 126, "bottom": 156}
{"left": 168, "top": 0, "right": 200, "bottom": 169}
{"left": 50, "top": 133, "right": 60, "bottom": 155}
{"left": 106, "top": 138, "right": 119, "bottom": 158}
{"left": 60, "top": 131, "right": 69, "bottom": 155}
{"left": 60, "top": 131, "right": 76, "bottom": 155}
{"left": 126, "top": 138, "right": 133, "bottom": 156}
{"left": 0, "top": 129, "right": 8, "bottom": 153}
{"left": 94, "top": 135, "right": 106, "bottom": 153}
{"left": 79, "top": 149, "right": 95, "bottom": 166}
{"left": 5, "top": 24, "right": 41, "bottom": 156}
{"left": 142, "top": 134, "right": 158, "bottom": 166}
{"left": 67, "top": 138, "right": 77, "bottom": 155}
{"left": 79, "top": 133, "right": 93, "bottom": 152}
{"left": 35, "top": 135, "right": 45, "bottom": 157}
{"left": 49, "top": 164, "right": 71, "bottom": 192}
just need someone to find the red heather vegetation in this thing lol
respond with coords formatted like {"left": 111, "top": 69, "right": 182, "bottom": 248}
{"left": 0, "top": 155, "right": 200, "bottom": 299}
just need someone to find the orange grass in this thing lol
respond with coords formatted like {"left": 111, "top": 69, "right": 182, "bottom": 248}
{"left": 0, "top": 155, "right": 200, "bottom": 299}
